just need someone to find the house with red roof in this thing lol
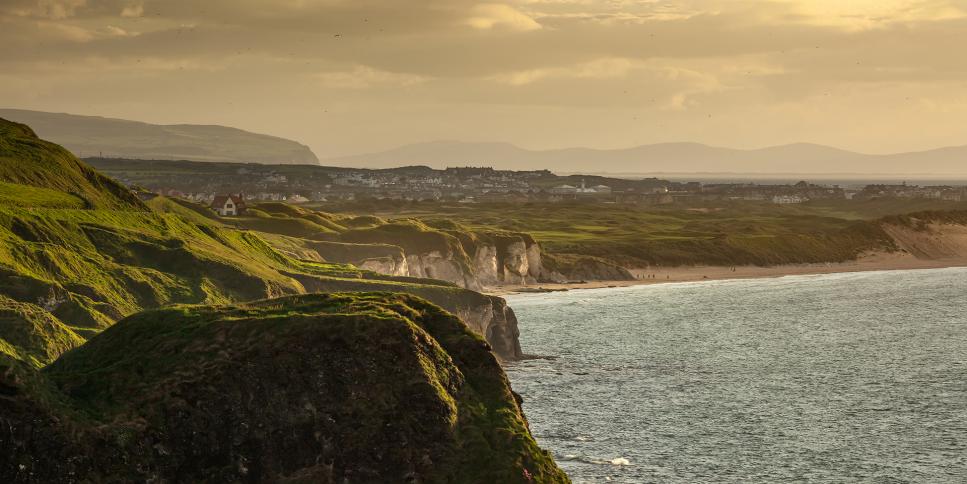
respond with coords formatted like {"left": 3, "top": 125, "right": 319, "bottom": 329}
{"left": 211, "top": 194, "right": 246, "bottom": 217}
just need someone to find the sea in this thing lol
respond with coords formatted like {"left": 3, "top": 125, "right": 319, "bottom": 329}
{"left": 504, "top": 267, "right": 967, "bottom": 483}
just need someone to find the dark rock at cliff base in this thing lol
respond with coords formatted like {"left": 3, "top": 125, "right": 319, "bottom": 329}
{"left": 1, "top": 293, "right": 568, "bottom": 483}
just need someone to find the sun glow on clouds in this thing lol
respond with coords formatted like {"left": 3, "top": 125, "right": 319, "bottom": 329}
{"left": 492, "top": 58, "right": 636, "bottom": 85}
{"left": 466, "top": 3, "right": 542, "bottom": 31}
{"left": 774, "top": 0, "right": 967, "bottom": 28}
{"left": 5, "top": 0, "right": 967, "bottom": 156}
{"left": 314, "top": 66, "right": 427, "bottom": 89}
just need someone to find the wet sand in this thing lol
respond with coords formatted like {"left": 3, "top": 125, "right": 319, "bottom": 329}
{"left": 486, "top": 251, "right": 967, "bottom": 296}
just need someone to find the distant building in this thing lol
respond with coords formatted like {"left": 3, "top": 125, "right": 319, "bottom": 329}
{"left": 211, "top": 194, "right": 247, "bottom": 216}
{"left": 591, "top": 185, "right": 613, "bottom": 194}
{"left": 772, "top": 195, "right": 807, "bottom": 205}
{"left": 575, "top": 179, "right": 596, "bottom": 194}
{"left": 550, "top": 184, "right": 577, "bottom": 194}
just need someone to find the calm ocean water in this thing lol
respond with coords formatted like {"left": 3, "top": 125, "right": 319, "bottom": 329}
{"left": 504, "top": 268, "right": 967, "bottom": 483}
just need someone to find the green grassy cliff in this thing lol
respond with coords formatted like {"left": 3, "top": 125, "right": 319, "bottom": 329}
{"left": 0, "top": 118, "right": 563, "bottom": 480}
{"left": 0, "top": 118, "right": 527, "bottom": 363}
{"left": 3, "top": 293, "right": 567, "bottom": 482}
{"left": 0, "top": 118, "right": 145, "bottom": 210}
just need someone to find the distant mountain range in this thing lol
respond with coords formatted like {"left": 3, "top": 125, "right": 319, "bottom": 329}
{"left": 0, "top": 109, "right": 319, "bottom": 165}
{"left": 326, "top": 140, "right": 967, "bottom": 175}
{"left": 6, "top": 108, "right": 966, "bottom": 174}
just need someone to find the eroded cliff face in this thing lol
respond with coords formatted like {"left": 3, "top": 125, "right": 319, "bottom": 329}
{"left": 289, "top": 275, "right": 524, "bottom": 360}
{"left": 317, "top": 228, "right": 564, "bottom": 290}
{"left": 527, "top": 242, "right": 545, "bottom": 280}
{"left": 495, "top": 238, "right": 532, "bottom": 285}
{"left": 357, "top": 255, "right": 408, "bottom": 277}
{"left": 405, "top": 236, "right": 567, "bottom": 289}
{"left": 467, "top": 237, "right": 568, "bottom": 286}
{"left": 301, "top": 219, "right": 638, "bottom": 289}
{"left": 448, "top": 295, "right": 523, "bottom": 360}
{"left": 405, "top": 251, "right": 481, "bottom": 291}
{"left": 307, "top": 241, "right": 409, "bottom": 277}
{"left": 472, "top": 244, "right": 501, "bottom": 286}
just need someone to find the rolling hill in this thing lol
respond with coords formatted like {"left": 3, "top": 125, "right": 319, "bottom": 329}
{"left": 0, "top": 118, "right": 565, "bottom": 481}
{"left": 0, "top": 118, "right": 146, "bottom": 210}
{"left": 0, "top": 109, "right": 319, "bottom": 165}
{"left": 326, "top": 140, "right": 967, "bottom": 175}
{"left": 0, "top": 117, "right": 528, "bottom": 365}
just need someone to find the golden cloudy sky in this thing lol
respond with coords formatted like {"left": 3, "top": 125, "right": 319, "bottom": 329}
{"left": 2, "top": 0, "right": 967, "bottom": 157}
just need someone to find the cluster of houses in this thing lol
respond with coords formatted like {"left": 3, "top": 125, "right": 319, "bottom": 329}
{"left": 112, "top": 158, "right": 967, "bottom": 209}
{"left": 548, "top": 180, "right": 613, "bottom": 196}
{"left": 852, "top": 184, "right": 967, "bottom": 201}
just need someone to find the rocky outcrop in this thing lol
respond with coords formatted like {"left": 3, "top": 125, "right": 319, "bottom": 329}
{"left": 358, "top": 257, "right": 408, "bottom": 276}
{"left": 526, "top": 241, "right": 545, "bottom": 280}
{"left": 290, "top": 275, "right": 524, "bottom": 360}
{"left": 447, "top": 294, "right": 523, "bottom": 360}
{"left": 0, "top": 294, "right": 568, "bottom": 483}
{"left": 491, "top": 235, "right": 531, "bottom": 285}
{"left": 308, "top": 241, "right": 409, "bottom": 277}
{"left": 332, "top": 223, "right": 566, "bottom": 290}
{"left": 466, "top": 235, "right": 569, "bottom": 286}
{"left": 378, "top": 235, "right": 568, "bottom": 289}
{"left": 406, "top": 251, "right": 482, "bottom": 291}
{"left": 472, "top": 243, "right": 501, "bottom": 286}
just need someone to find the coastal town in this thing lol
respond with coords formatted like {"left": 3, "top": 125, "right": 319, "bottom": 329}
{"left": 88, "top": 157, "right": 967, "bottom": 207}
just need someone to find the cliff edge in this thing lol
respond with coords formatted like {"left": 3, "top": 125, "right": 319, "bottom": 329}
{"left": 1, "top": 293, "right": 568, "bottom": 482}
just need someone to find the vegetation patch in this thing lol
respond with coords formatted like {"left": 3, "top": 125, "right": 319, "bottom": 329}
{"left": 319, "top": 199, "right": 944, "bottom": 268}
{"left": 1, "top": 293, "right": 567, "bottom": 482}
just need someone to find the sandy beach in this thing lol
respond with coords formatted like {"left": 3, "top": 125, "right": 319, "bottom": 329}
{"left": 486, "top": 251, "right": 967, "bottom": 296}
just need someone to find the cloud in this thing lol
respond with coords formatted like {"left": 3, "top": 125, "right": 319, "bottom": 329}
{"left": 314, "top": 65, "right": 428, "bottom": 89}
{"left": 102, "top": 25, "right": 135, "bottom": 36}
{"left": 43, "top": 21, "right": 95, "bottom": 42}
{"left": 769, "top": 0, "right": 967, "bottom": 29}
{"left": 466, "top": 3, "right": 542, "bottom": 30}
{"left": 120, "top": 2, "right": 143, "bottom": 17}
{"left": 2, "top": 0, "right": 87, "bottom": 19}
{"left": 3, "top": 0, "right": 967, "bottom": 156}
{"left": 491, "top": 57, "right": 636, "bottom": 85}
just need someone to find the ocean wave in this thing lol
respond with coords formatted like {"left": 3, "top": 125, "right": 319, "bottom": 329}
{"left": 558, "top": 455, "right": 633, "bottom": 467}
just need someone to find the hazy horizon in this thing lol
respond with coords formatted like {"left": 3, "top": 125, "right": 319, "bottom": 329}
{"left": 4, "top": 0, "right": 967, "bottom": 163}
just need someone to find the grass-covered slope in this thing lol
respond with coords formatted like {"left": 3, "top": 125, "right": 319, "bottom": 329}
{"left": 0, "top": 203, "right": 528, "bottom": 364}
{"left": 0, "top": 118, "right": 145, "bottom": 210}
{"left": 0, "top": 119, "right": 557, "bottom": 478}
{"left": 334, "top": 200, "right": 914, "bottom": 268}
{"left": 0, "top": 295, "right": 84, "bottom": 368}
{"left": 0, "top": 119, "right": 528, "bottom": 365}
{"left": 1, "top": 293, "right": 567, "bottom": 483}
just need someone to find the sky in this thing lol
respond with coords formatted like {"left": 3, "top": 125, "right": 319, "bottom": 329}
{"left": 2, "top": 0, "right": 967, "bottom": 158}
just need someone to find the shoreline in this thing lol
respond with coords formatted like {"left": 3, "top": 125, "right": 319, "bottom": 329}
{"left": 486, "top": 252, "right": 967, "bottom": 296}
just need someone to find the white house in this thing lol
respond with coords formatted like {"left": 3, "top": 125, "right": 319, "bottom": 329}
{"left": 211, "top": 194, "right": 247, "bottom": 216}
{"left": 772, "top": 195, "right": 807, "bottom": 205}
